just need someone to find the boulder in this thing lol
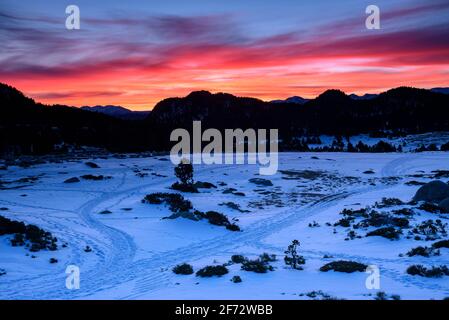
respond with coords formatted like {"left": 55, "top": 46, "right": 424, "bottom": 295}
{"left": 64, "top": 177, "right": 80, "bottom": 183}
{"left": 413, "top": 180, "right": 449, "bottom": 203}
{"left": 85, "top": 162, "right": 100, "bottom": 168}
{"left": 438, "top": 197, "right": 449, "bottom": 213}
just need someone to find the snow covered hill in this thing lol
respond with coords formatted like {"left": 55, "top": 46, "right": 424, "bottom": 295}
{"left": 0, "top": 153, "right": 448, "bottom": 300}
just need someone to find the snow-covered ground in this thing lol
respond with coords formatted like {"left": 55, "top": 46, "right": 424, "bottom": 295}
{"left": 0, "top": 152, "right": 448, "bottom": 300}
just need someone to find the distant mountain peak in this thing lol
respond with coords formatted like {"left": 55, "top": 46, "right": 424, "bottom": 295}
{"left": 186, "top": 90, "right": 214, "bottom": 99}
{"left": 82, "top": 105, "right": 130, "bottom": 113}
{"left": 431, "top": 87, "right": 449, "bottom": 94}
{"left": 380, "top": 86, "right": 433, "bottom": 99}
{"left": 315, "top": 89, "right": 349, "bottom": 103}
{"left": 349, "top": 93, "right": 378, "bottom": 100}
{"left": 270, "top": 96, "right": 309, "bottom": 105}
{"left": 81, "top": 105, "right": 150, "bottom": 120}
{"left": 318, "top": 89, "right": 346, "bottom": 97}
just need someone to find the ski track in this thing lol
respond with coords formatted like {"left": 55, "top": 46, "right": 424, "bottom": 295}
{"left": 1, "top": 154, "right": 446, "bottom": 299}
{"left": 1, "top": 164, "right": 231, "bottom": 299}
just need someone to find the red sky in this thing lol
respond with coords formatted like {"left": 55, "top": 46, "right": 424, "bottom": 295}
{"left": 1, "top": 1, "right": 449, "bottom": 110}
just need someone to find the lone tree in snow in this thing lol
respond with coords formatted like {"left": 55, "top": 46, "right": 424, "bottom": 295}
{"left": 284, "top": 239, "right": 306, "bottom": 270}
{"left": 174, "top": 159, "right": 194, "bottom": 185}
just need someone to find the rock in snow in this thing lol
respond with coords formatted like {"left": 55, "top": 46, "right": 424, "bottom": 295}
{"left": 64, "top": 177, "right": 80, "bottom": 183}
{"left": 413, "top": 180, "right": 449, "bottom": 203}
{"left": 438, "top": 197, "right": 449, "bottom": 212}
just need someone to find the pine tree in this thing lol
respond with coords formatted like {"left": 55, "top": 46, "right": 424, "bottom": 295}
{"left": 284, "top": 240, "right": 306, "bottom": 270}
{"left": 174, "top": 159, "right": 194, "bottom": 185}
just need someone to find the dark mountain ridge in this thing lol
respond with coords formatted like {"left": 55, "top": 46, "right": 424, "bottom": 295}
{"left": 1, "top": 82, "right": 449, "bottom": 155}
{"left": 0, "top": 83, "right": 151, "bottom": 155}
{"left": 148, "top": 86, "right": 449, "bottom": 138}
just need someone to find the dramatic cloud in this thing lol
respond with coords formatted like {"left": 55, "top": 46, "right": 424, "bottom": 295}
{"left": 1, "top": 0, "right": 448, "bottom": 109}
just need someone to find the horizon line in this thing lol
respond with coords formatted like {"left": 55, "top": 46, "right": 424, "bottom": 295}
{"left": 3, "top": 82, "right": 448, "bottom": 112}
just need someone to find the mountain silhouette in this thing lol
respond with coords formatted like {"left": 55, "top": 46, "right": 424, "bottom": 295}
{"left": 81, "top": 105, "right": 150, "bottom": 120}
{"left": 0, "top": 83, "right": 151, "bottom": 154}
{"left": 1, "top": 82, "right": 449, "bottom": 155}
{"left": 270, "top": 96, "right": 309, "bottom": 104}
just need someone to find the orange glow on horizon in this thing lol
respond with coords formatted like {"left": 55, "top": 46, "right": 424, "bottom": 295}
{"left": 4, "top": 62, "right": 448, "bottom": 111}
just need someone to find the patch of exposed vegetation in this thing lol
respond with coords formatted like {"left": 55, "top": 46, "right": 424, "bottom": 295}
{"left": 299, "top": 290, "right": 338, "bottom": 300}
{"left": 345, "top": 230, "right": 361, "bottom": 240}
{"left": 405, "top": 246, "right": 440, "bottom": 257}
{"left": 142, "top": 193, "right": 193, "bottom": 213}
{"left": 196, "top": 265, "right": 229, "bottom": 277}
{"left": 143, "top": 194, "right": 241, "bottom": 231}
{"left": 406, "top": 265, "right": 449, "bottom": 278}
{"left": 357, "top": 212, "right": 409, "bottom": 229}
{"left": 411, "top": 219, "right": 447, "bottom": 240}
{"left": 249, "top": 178, "right": 273, "bottom": 187}
{"left": 173, "top": 263, "right": 194, "bottom": 275}
{"left": 219, "top": 202, "right": 250, "bottom": 213}
{"left": 230, "top": 255, "right": 247, "bottom": 264}
{"left": 279, "top": 170, "right": 331, "bottom": 180}
{"left": 334, "top": 217, "right": 354, "bottom": 228}
{"left": 225, "top": 223, "right": 241, "bottom": 231}
{"left": 374, "top": 292, "right": 401, "bottom": 301}
{"left": 418, "top": 202, "right": 447, "bottom": 214}
{"left": 391, "top": 208, "right": 414, "bottom": 216}
{"left": 340, "top": 208, "right": 369, "bottom": 218}
{"left": 320, "top": 261, "right": 367, "bottom": 273}
{"left": 196, "top": 211, "right": 241, "bottom": 231}
{"left": 203, "top": 211, "right": 229, "bottom": 226}
{"left": 432, "top": 170, "right": 449, "bottom": 178}
{"left": 240, "top": 253, "right": 276, "bottom": 273}
{"left": 375, "top": 198, "right": 404, "bottom": 208}
{"left": 241, "top": 259, "right": 274, "bottom": 273}
{"left": 171, "top": 182, "right": 199, "bottom": 193}
{"left": 366, "top": 227, "right": 402, "bottom": 240}
{"left": 1, "top": 215, "right": 57, "bottom": 252}
{"left": 334, "top": 201, "right": 415, "bottom": 241}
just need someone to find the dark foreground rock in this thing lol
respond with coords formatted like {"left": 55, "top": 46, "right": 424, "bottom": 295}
{"left": 438, "top": 197, "right": 449, "bottom": 212}
{"left": 413, "top": 180, "right": 449, "bottom": 203}
{"left": 64, "top": 177, "right": 80, "bottom": 183}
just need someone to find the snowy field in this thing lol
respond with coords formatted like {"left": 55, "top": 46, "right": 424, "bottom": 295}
{"left": 1, "top": 152, "right": 449, "bottom": 300}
